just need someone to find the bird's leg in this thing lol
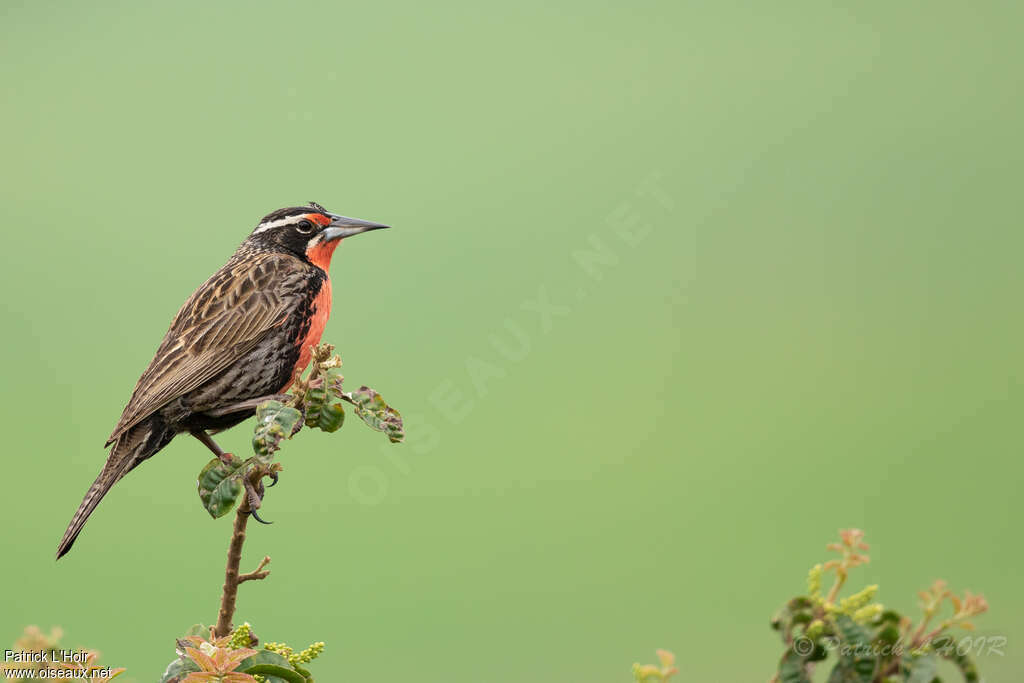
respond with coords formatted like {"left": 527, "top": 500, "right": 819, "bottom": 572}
{"left": 243, "top": 473, "right": 272, "bottom": 524}
{"left": 196, "top": 395, "right": 291, "bottom": 519}
{"left": 191, "top": 430, "right": 235, "bottom": 466}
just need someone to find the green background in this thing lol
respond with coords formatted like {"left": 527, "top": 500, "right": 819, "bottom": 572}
{"left": 1, "top": 1, "right": 1021, "bottom": 680}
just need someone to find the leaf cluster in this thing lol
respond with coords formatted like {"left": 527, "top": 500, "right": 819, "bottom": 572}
{"left": 771, "top": 529, "right": 988, "bottom": 683}
{"left": 197, "top": 343, "right": 404, "bottom": 518}
{"left": 632, "top": 649, "right": 678, "bottom": 683}
{"left": 162, "top": 623, "right": 323, "bottom": 683}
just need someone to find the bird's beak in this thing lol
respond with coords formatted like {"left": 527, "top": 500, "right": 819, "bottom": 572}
{"left": 321, "top": 214, "right": 391, "bottom": 241}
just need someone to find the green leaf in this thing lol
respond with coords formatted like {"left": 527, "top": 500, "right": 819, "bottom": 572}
{"left": 238, "top": 650, "right": 294, "bottom": 667}
{"left": 160, "top": 655, "right": 200, "bottom": 683}
{"left": 183, "top": 624, "right": 211, "bottom": 638}
{"left": 873, "top": 610, "right": 903, "bottom": 646}
{"left": 243, "top": 665, "right": 307, "bottom": 683}
{"left": 196, "top": 455, "right": 246, "bottom": 518}
{"left": 304, "top": 383, "right": 346, "bottom": 432}
{"left": 877, "top": 610, "right": 903, "bottom": 626}
{"left": 931, "top": 635, "right": 979, "bottom": 682}
{"left": 238, "top": 651, "right": 308, "bottom": 682}
{"left": 770, "top": 597, "right": 815, "bottom": 645}
{"left": 319, "top": 400, "right": 346, "bottom": 432}
{"left": 304, "top": 384, "right": 327, "bottom": 426}
{"left": 829, "top": 615, "right": 877, "bottom": 683}
{"left": 343, "top": 385, "right": 404, "bottom": 442}
{"left": 778, "top": 650, "right": 812, "bottom": 683}
{"left": 253, "top": 400, "right": 303, "bottom": 462}
{"left": 827, "top": 662, "right": 860, "bottom": 683}
{"left": 875, "top": 622, "right": 901, "bottom": 646}
{"left": 833, "top": 614, "right": 871, "bottom": 647}
{"left": 807, "top": 640, "right": 830, "bottom": 663}
{"left": 905, "top": 653, "right": 938, "bottom": 683}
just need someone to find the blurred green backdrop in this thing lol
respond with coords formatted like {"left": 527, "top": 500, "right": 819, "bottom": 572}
{"left": 1, "top": 1, "right": 1022, "bottom": 680}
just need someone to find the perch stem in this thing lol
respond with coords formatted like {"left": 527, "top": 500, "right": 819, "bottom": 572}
{"left": 214, "top": 471, "right": 271, "bottom": 638}
{"left": 215, "top": 499, "right": 250, "bottom": 637}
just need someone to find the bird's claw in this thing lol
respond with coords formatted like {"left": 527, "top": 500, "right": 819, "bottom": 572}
{"left": 243, "top": 475, "right": 272, "bottom": 523}
{"left": 267, "top": 470, "right": 279, "bottom": 487}
{"left": 249, "top": 508, "right": 273, "bottom": 524}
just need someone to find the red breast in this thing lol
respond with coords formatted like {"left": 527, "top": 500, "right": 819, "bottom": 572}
{"left": 284, "top": 235, "right": 339, "bottom": 388}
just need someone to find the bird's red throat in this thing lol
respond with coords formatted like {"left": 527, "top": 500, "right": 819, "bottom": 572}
{"left": 287, "top": 237, "right": 340, "bottom": 387}
{"left": 305, "top": 237, "right": 340, "bottom": 271}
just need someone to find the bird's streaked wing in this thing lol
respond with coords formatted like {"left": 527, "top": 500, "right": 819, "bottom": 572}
{"left": 105, "top": 253, "right": 300, "bottom": 446}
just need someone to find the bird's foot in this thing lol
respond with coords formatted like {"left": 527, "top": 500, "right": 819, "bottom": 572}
{"left": 243, "top": 466, "right": 282, "bottom": 523}
{"left": 243, "top": 474, "right": 273, "bottom": 524}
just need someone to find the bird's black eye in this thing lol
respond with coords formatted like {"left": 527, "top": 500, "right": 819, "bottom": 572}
{"left": 296, "top": 220, "right": 315, "bottom": 234}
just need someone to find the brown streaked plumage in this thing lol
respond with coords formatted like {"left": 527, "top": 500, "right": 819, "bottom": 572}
{"left": 56, "top": 203, "right": 390, "bottom": 559}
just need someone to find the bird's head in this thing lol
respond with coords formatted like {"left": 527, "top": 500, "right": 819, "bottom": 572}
{"left": 248, "top": 201, "right": 390, "bottom": 270}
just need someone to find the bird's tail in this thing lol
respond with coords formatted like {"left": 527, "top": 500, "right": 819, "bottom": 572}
{"left": 56, "top": 416, "right": 172, "bottom": 559}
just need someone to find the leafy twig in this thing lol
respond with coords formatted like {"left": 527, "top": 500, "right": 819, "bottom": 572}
{"left": 770, "top": 529, "right": 989, "bottom": 683}
{"left": 205, "top": 342, "right": 404, "bottom": 639}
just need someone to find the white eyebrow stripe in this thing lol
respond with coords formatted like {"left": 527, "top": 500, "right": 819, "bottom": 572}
{"left": 252, "top": 214, "right": 308, "bottom": 234}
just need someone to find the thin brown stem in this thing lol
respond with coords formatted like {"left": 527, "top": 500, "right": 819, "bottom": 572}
{"left": 909, "top": 613, "right": 934, "bottom": 648}
{"left": 215, "top": 467, "right": 274, "bottom": 637}
{"left": 824, "top": 570, "right": 847, "bottom": 605}
{"left": 215, "top": 499, "right": 251, "bottom": 638}
{"left": 916, "top": 624, "right": 948, "bottom": 648}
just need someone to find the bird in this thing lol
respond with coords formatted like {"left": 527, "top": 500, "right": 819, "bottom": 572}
{"left": 56, "top": 202, "right": 390, "bottom": 559}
